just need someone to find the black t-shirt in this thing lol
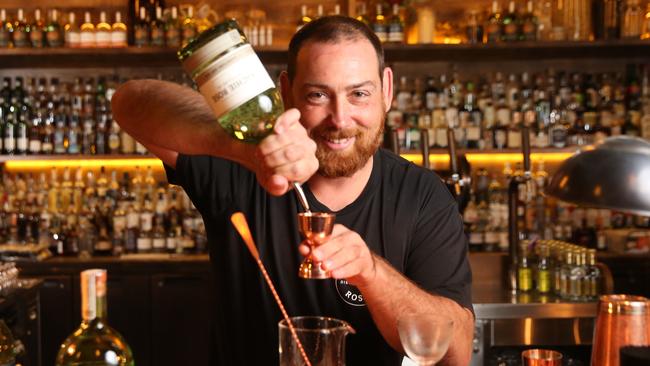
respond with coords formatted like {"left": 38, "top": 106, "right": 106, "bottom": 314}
{"left": 165, "top": 148, "right": 472, "bottom": 366}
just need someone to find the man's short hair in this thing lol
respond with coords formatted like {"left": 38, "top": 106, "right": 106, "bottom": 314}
{"left": 287, "top": 15, "right": 385, "bottom": 82}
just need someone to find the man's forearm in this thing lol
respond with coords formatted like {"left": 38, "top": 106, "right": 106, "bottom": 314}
{"left": 357, "top": 255, "right": 474, "bottom": 365}
{"left": 112, "top": 79, "right": 255, "bottom": 169}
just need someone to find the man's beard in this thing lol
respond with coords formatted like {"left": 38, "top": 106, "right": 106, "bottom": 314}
{"left": 311, "top": 122, "right": 384, "bottom": 178}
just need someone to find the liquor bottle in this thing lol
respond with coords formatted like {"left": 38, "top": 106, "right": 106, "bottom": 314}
{"left": 486, "top": 0, "right": 502, "bottom": 42}
{"left": 93, "top": 205, "right": 113, "bottom": 256}
{"left": 165, "top": 6, "right": 181, "bottom": 48}
{"left": 111, "top": 11, "right": 127, "bottom": 47}
{"left": 12, "top": 9, "right": 30, "bottom": 48}
{"left": 297, "top": 5, "right": 312, "bottom": 32}
{"left": 95, "top": 11, "right": 111, "bottom": 48}
{"left": 465, "top": 9, "right": 484, "bottom": 44}
{"left": 0, "top": 9, "right": 11, "bottom": 48}
{"left": 622, "top": 0, "right": 643, "bottom": 39}
{"left": 463, "top": 82, "right": 482, "bottom": 149}
{"left": 134, "top": 7, "right": 150, "bottom": 47}
{"left": 603, "top": 0, "right": 621, "bottom": 39}
{"left": 521, "top": 0, "right": 537, "bottom": 41}
{"left": 492, "top": 97, "right": 509, "bottom": 149}
{"left": 15, "top": 99, "right": 28, "bottom": 155}
{"left": 3, "top": 98, "right": 16, "bottom": 155}
{"left": 28, "top": 105, "right": 42, "bottom": 154}
{"left": 137, "top": 193, "right": 153, "bottom": 253}
{"left": 373, "top": 4, "right": 388, "bottom": 43}
{"left": 517, "top": 242, "right": 533, "bottom": 292}
{"left": 53, "top": 110, "right": 67, "bottom": 154}
{"left": 569, "top": 249, "right": 587, "bottom": 301}
{"left": 355, "top": 2, "right": 371, "bottom": 26}
{"left": 46, "top": 9, "right": 64, "bottom": 47}
{"left": 95, "top": 112, "right": 108, "bottom": 155}
{"left": 387, "top": 3, "right": 404, "bottom": 43}
{"left": 501, "top": 1, "right": 518, "bottom": 42}
{"left": 642, "top": 3, "right": 650, "bottom": 39}
{"left": 68, "top": 112, "right": 81, "bottom": 154}
{"left": 31, "top": 9, "right": 46, "bottom": 48}
{"left": 150, "top": 6, "right": 165, "bottom": 47}
{"left": 536, "top": 243, "right": 551, "bottom": 293}
{"left": 64, "top": 12, "right": 80, "bottom": 48}
{"left": 80, "top": 11, "right": 96, "bottom": 48}
{"left": 55, "top": 269, "right": 134, "bottom": 366}
{"left": 107, "top": 120, "right": 121, "bottom": 154}
{"left": 124, "top": 201, "right": 139, "bottom": 253}
{"left": 584, "top": 249, "right": 601, "bottom": 300}
{"left": 181, "top": 6, "right": 197, "bottom": 48}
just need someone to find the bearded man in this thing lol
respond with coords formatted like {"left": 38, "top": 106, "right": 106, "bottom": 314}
{"left": 112, "top": 15, "right": 474, "bottom": 366}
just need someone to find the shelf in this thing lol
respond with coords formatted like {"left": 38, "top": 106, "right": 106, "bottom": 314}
{"left": 0, "top": 40, "right": 648, "bottom": 68}
{"left": 0, "top": 154, "right": 162, "bottom": 169}
{"left": 400, "top": 147, "right": 577, "bottom": 165}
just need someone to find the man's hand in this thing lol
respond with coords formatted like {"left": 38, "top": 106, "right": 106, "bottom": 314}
{"left": 255, "top": 108, "right": 318, "bottom": 196}
{"left": 299, "top": 224, "right": 377, "bottom": 287}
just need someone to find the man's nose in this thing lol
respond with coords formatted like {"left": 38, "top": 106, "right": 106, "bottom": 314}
{"left": 330, "top": 96, "right": 351, "bottom": 129}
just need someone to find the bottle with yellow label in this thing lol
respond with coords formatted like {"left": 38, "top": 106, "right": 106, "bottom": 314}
{"left": 517, "top": 242, "right": 533, "bottom": 292}
{"left": 536, "top": 243, "right": 551, "bottom": 293}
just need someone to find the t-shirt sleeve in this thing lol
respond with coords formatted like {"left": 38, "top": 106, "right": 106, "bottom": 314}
{"left": 164, "top": 154, "right": 255, "bottom": 215}
{"left": 405, "top": 179, "right": 473, "bottom": 314}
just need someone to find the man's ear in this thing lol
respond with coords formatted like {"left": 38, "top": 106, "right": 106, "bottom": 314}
{"left": 382, "top": 67, "right": 393, "bottom": 113}
{"left": 279, "top": 71, "right": 292, "bottom": 108}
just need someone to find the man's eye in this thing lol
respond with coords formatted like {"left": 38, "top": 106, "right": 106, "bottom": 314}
{"left": 352, "top": 91, "right": 369, "bottom": 99}
{"left": 307, "top": 92, "right": 326, "bottom": 100}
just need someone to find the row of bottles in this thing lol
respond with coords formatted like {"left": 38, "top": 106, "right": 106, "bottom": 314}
{"left": 133, "top": 5, "right": 196, "bottom": 48}
{"left": 0, "top": 166, "right": 207, "bottom": 257}
{"left": 389, "top": 65, "right": 650, "bottom": 151}
{"left": 463, "top": 160, "right": 650, "bottom": 253}
{"left": 0, "top": 75, "right": 154, "bottom": 156}
{"left": 0, "top": 8, "right": 127, "bottom": 48}
{"left": 517, "top": 240, "right": 602, "bottom": 302}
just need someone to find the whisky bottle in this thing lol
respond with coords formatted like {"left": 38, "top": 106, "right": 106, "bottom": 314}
{"left": 30, "top": 9, "right": 46, "bottom": 48}
{"left": 501, "top": 0, "right": 518, "bottom": 42}
{"left": 15, "top": 100, "right": 28, "bottom": 155}
{"left": 79, "top": 11, "right": 96, "bottom": 48}
{"left": 28, "top": 105, "right": 42, "bottom": 154}
{"left": 569, "top": 249, "right": 587, "bottom": 301}
{"left": 134, "top": 7, "right": 150, "bottom": 47}
{"left": 150, "top": 6, "right": 165, "bottom": 47}
{"left": 68, "top": 112, "right": 81, "bottom": 154}
{"left": 137, "top": 193, "right": 153, "bottom": 253}
{"left": 387, "top": 3, "right": 405, "bottom": 43}
{"left": 55, "top": 269, "right": 134, "bottom": 366}
{"left": 622, "top": 0, "right": 643, "bottom": 39}
{"left": 373, "top": 4, "right": 388, "bottom": 43}
{"left": 124, "top": 202, "right": 139, "bottom": 253}
{"left": 165, "top": 6, "right": 182, "bottom": 48}
{"left": 108, "top": 120, "right": 121, "bottom": 154}
{"left": 0, "top": 9, "right": 11, "bottom": 48}
{"left": 517, "top": 243, "right": 533, "bottom": 292}
{"left": 521, "top": 0, "right": 538, "bottom": 41}
{"left": 181, "top": 6, "right": 197, "bottom": 47}
{"left": 95, "top": 11, "right": 111, "bottom": 48}
{"left": 297, "top": 5, "right": 312, "bottom": 32}
{"left": 12, "top": 9, "right": 30, "bottom": 48}
{"left": 3, "top": 98, "right": 16, "bottom": 154}
{"left": 486, "top": 0, "right": 502, "bottom": 42}
{"left": 46, "top": 9, "right": 64, "bottom": 47}
{"left": 536, "top": 243, "right": 551, "bottom": 293}
{"left": 111, "top": 11, "right": 127, "bottom": 47}
{"left": 64, "top": 12, "right": 81, "bottom": 48}
{"left": 584, "top": 249, "right": 601, "bottom": 300}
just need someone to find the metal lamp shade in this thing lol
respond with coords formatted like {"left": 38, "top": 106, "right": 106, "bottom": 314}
{"left": 547, "top": 136, "right": 650, "bottom": 217}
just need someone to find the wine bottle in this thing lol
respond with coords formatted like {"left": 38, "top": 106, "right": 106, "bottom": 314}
{"left": 55, "top": 269, "right": 134, "bottom": 366}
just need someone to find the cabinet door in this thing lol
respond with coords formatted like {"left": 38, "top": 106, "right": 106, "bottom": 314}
{"left": 72, "top": 274, "right": 151, "bottom": 366}
{"left": 150, "top": 274, "right": 212, "bottom": 366}
{"left": 40, "top": 276, "right": 74, "bottom": 366}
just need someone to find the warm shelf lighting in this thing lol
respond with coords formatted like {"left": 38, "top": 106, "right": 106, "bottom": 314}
{"left": 4, "top": 158, "right": 164, "bottom": 170}
{"left": 401, "top": 152, "right": 574, "bottom": 166}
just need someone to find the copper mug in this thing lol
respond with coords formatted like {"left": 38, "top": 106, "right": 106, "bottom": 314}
{"left": 522, "top": 349, "right": 563, "bottom": 366}
{"left": 591, "top": 295, "right": 650, "bottom": 366}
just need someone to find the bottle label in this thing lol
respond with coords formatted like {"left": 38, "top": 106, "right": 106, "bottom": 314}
{"left": 29, "top": 139, "right": 41, "bottom": 154}
{"left": 166, "top": 28, "right": 181, "bottom": 47}
{"left": 518, "top": 267, "right": 533, "bottom": 291}
{"left": 113, "top": 216, "right": 126, "bottom": 233}
{"left": 166, "top": 237, "right": 177, "bottom": 250}
{"left": 127, "top": 213, "right": 139, "bottom": 228}
{"left": 13, "top": 30, "right": 28, "bottom": 47}
{"left": 140, "top": 213, "right": 153, "bottom": 231}
{"left": 153, "top": 238, "right": 166, "bottom": 249}
{"left": 111, "top": 31, "right": 127, "bottom": 46}
{"left": 3, "top": 137, "right": 15, "bottom": 152}
{"left": 108, "top": 134, "right": 120, "bottom": 150}
{"left": 79, "top": 32, "right": 95, "bottom": 47}
{"left": 373, "top": 24, "right": 388, "bottom": 42}
{"left": 46, "top": 29, "right": 64, "bottom": 47}
{"left": 151, "top": 28, "right": 165, "bottom": 46}
{"left": 137, "top": 237, "right": 152, "bottom": 251}
{"left": 508, "top": 129, "right": 522, "bottom": 148}
{"left": 95, "top": 31, "right": 111, "bottom": 46}
{"left": 195, "top": 43, "right": 275, "bottom": 120}
{"left": 17, "top": 136, "right": 27, "bottom": 151}
{"left": 388, "top": 25, "right": 404, "bottom": 43}
{"left": 95, "top": 240, "right": 112, "bottom": 251}
{"left": 537, "top": 269, "right": 551, "bottom": 293}
{"left": 66, "top": 31, "right": 81, "bottom": 46}
{"left": 31, "top": 29, "right": 44, "bottom": 47}
{"left": 0, "top": 30, "right": 9, "bottom": 47}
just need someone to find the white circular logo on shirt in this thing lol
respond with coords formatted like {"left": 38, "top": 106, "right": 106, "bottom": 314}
{"left": 335, "top": 279, "right": 366, "bottom": 307}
